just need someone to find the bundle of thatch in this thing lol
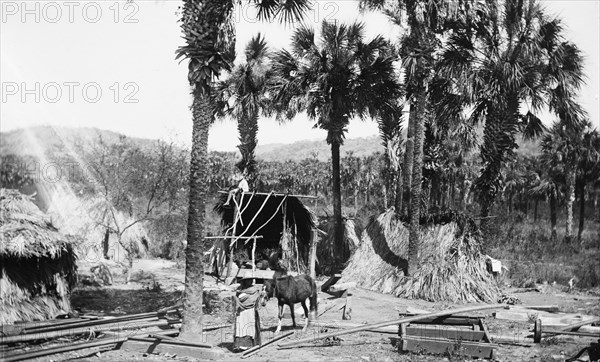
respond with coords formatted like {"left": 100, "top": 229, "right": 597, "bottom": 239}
{"left": 317, "top": 216, "right": 361, "bottom": 274}
{"left": 0, "top": 189, "right": 77, "bottom": 324}
{"left": 340, "top": 209, "right": 498, "bottom": 303}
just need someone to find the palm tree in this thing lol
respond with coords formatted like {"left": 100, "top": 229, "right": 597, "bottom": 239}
{"left": 175, "top": 0, "right": 309, "bottom": 339}
{"left": 542, "top": 120, "right": 588, "bottom": 241}
{"left": 270, "top": 20, "right": 402, "bottom": 267}
{"left": 377, "top": 104, "right": 405, "bottom": 210}
{"left": 576, "top": 128, "right": 600, "bottom": 240}
{"left": 214, "top": 34, "right": 272, "bottom": 187}
{"left": 436, "top": 0, "right": 584, "bottom": 233}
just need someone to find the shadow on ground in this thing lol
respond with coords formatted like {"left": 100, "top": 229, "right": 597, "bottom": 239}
{"left": 71, "top": 287, "right": 183, "bottom": 315}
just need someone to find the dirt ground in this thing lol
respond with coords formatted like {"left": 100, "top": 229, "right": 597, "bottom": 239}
{"left": 17, "top": 259, "right": 600, "bottom": 361}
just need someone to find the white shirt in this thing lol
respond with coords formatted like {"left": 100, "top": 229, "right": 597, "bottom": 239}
{"left": 238, "top": 178, "right": 249, "bottom": 192}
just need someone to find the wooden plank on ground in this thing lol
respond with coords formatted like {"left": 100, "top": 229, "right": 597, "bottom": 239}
{"left": 510, "top": 305, "right": 560, "bottom": 313}
{"left": 118, "top": 339, "right": 224, "bottom": 359}
{"left": 495, "top": 310, "right": 598, "bottom": 328}
{"left": 390, "top": 336, "right": 495, "bottom": 359}
{"left": 320, "top": 274, "right": 342, "bottom": 292}
{"left": 3, "top": 336, "right": 126, "bottom": 362}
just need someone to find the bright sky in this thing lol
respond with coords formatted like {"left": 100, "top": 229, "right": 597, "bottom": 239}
{"left": 1, "top": 0, "right": 598, "bottom": 152}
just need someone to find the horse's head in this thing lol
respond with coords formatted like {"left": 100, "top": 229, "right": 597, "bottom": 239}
{"left": 263, "top": 279, "right": 275, "bottom": 300}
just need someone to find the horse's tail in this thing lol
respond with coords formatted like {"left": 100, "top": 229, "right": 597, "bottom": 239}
{"left": 309, "top": 277, "right": 318, "bottom": 320}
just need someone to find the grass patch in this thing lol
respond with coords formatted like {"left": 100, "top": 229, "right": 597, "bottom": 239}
{"left": 487, "top": 217, "right": 600, "bottom": 288}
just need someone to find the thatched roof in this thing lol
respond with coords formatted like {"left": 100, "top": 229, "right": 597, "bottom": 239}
{"left": 0, "top": 189, "right": 73, "bottom": 258}
{"left": 214, "top": 193, "right": 316, "bottom": 255}
{"left": 340, "top": 208, "right": 499, "bottom": 303}
{"left": 1, "top": 188, "right": 77, "bottom": 323}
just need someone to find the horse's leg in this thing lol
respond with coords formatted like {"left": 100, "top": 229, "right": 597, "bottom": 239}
{"left": 290, "top": 303, "right": 296, "bottom": 328}
{"left": 301, "top": 300, "right": 309, "bottom": 332}
{"left": 275, "top": 303, "right": 283, "bottom": 334}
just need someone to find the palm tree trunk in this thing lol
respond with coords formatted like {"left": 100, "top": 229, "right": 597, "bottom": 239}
{"left": 577, "top": 181, "right": 585, "bottom": 241}
{"left": 330, "top": 139, "right": 344, "bottom": 267}
{"left": 408, "top": 90, "right": 426, "bottom": 277}
{"left": 565, "top": 164, "right": 576, "bottom": 241}
{"left": 181, "top": 91, "right": 211, "bottom": 339}
{"left": 103, "top": 229, "right": 110, "bottom": 259}
{"left": 395, "top": 164, "right": 403, "bottom": 211}
{"left": 550, "top": 188, "right": 558, "bottom": 240}
{"left": 402, "top": 105, "right": 415, "bottom": 215}
{"left": 236, "top": 112, "right": 259, "bottom": 187}
{"left": 534, "top": 198, "right": 539, "bottom": 222}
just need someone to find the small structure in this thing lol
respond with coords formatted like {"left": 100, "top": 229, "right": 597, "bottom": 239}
{"left": 213, "top": 192, "right": 316, "bottom": 276}
{"left": 340, "top": 208, "right": 499, "bottom": 303}
{"left": 0, "top": 189, "right": 77, "bottom": 324}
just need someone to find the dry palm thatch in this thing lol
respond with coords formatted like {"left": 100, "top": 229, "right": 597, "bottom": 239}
{"left": 0, "top": 188, "right": 77, "bottom": 324}
{"left": 317, "top": 216, "right": 361, "bottom": 274}
{"left": 340, "top": 208, "right": 498, "bottom": 303}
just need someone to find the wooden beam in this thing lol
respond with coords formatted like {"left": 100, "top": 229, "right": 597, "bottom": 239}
{"left": 218, "top": 191, "right": 318, "bottom": 199}
{"left": 118, "top": 339, "right": 223, "bottom": 359}
{"left": 309, "top": 229, "right": 318, "bottom": 280}
{"left": 320, "top": 274, "right": 341, "bottom": 292}
{"left": 278, "top": 304, "right": 508, "bottom": 349}
{"left": 0, "top": 320, "right": 174, "bottom": 344}
{"left": 2, "top": 336, "right": 127, "bottom": 362}
{"left": 204, "top": 236, "right": 263, "bottom": 239}
{"left": 128, "top": 336, "right": 212, "bottom": 348}
{"left": 240, "top": 331, "right": 294, "bottom": 359}
{"left": 329, "top": 282, "right": 356, "bottom": 293}
{"left": 542, "top": 330, "right": 600, "bottom": 338}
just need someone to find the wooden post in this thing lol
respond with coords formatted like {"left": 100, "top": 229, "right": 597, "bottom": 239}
{"left": 227, "top": 200, "right": 240, "bottom": 279}
{"left": 252, "top": 236, "right": 257, "bottom": 285}
{"left": 400, "top": 323, "right": 408, "bottom": 351}
{"left": 309, "top": 229, "right": 317, "bottom": 280}
{"left": 342, "top": 290, "right": 352, "bottom": 320}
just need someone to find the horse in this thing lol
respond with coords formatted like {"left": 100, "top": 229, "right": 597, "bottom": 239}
{"left": 264, "top": 274, "right": 318, "bottom": 333}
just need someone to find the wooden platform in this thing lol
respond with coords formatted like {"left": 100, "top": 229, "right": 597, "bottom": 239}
{"left": 393, "top": 315, "right": 496, "bottom": 359}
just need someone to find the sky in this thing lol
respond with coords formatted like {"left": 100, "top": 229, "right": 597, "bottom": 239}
{"left": 1, "top": 0, "right": 598, "bottom": 152}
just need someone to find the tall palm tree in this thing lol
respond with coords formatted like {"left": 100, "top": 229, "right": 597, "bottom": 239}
{"left": 175, "top": 0, "right": 309, "bottom": 339}
{"left": 214, "top": 34, "right": 272, "bottom": 187}
{"left": 270, "top": 20, "right": 402, "bottom": 267}
{"left": 542, "top": 120, "right": 588, "bottom": 241}
{"left": 360, "top": 0, "right": 483, "bottom": 275}
{"left": 436, "top": 0, "right": 584, "bottom": 233}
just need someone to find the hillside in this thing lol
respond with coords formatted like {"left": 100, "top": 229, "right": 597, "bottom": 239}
{"left": 1, "top": 126, "right": 540, "bottom": 163}
{"left": 255, "top": 136, "right": 384, "bottom": 162}
{"left": 0, "top": 126, "right": 162, "bottom": 159}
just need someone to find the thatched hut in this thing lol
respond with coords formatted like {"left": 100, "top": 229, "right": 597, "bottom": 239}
{"left": 340, "top": 209, "right": 498, "bottom": 303}
{"left": 214, "top": 193, "right": 316, "bottom": 272}
{"left": 0, "top": 189, "right": 77, "bottom": 324}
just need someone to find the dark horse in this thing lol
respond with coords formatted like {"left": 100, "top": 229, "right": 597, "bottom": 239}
{"left": 264, "top": 274, "right": 318, "bottom": 333}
